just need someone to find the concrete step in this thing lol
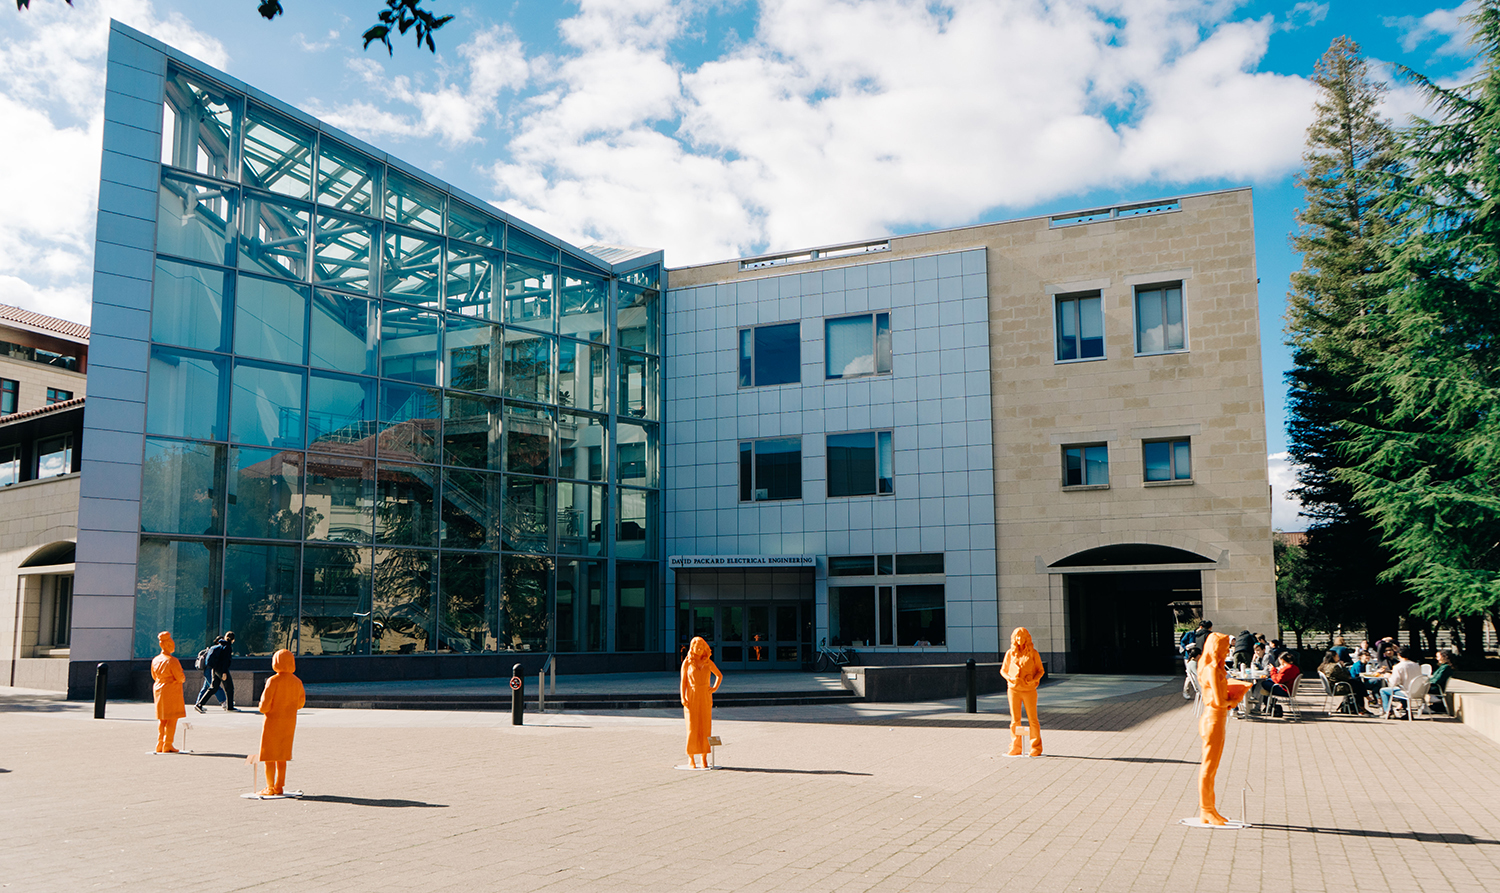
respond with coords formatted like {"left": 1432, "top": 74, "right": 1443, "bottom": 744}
{"left": 303, "top": 690, "right": 861, "bottom": 711}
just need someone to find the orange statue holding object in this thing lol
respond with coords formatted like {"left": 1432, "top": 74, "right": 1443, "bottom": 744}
{"left": 1000, "top": 627, "right": 1045, "bottom": 756}
{"left": 254, "top": 648, "right": 306, "bottom": 796}
{"left": 151, "top": 631, "right": 186, "bottom": 753}
{"left": 1196, "top": 631, "right": 1253, "bottom": 825}
{"left": 680, "top": 636, "right": 723, "bottom": 768}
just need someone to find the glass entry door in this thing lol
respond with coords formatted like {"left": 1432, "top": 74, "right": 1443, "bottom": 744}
{"left": 680, "top": 601, "right": 811, "bottom": 669}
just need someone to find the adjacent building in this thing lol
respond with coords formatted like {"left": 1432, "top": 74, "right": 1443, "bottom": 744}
{"left": 53, "top": 21, "right": 1274, "bottom": 692}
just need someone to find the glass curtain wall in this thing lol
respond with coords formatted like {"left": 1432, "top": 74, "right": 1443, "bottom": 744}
{"left": 134, "top": 62, "right": 661, "bottom": 658}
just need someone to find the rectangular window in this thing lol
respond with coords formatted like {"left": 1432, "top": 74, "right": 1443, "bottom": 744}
{"left": 826, "top": 430, "right": 894, "bottom": 497}
{"left": 1, "top": 379, "right": 16, "bottom": 414}
{"left": 45, "top": 388, "right": 74, "bottom": 404}
{"left": 738, "top": 438, "right": 802, "bottom": 501}
{"left": 825, "top": 313, "right": 891, "bottom": 379}
{"left": 1144, "top": 438, "right": 1192, "bottom": 482}
{"left": 36, "top": 434, "right": 73, "bottom": 478}
{"left": 1063, "top": 444, "right": 1109, "bottom": 487}
{"left": 829, "top": 582, "right": 946, "bottom": 647}
{"left": 1135, "top": 282, "right": 1185, "bottom": 354}
{"left": 0, "top": 445, "right": 18, "bottom": 485}
{"left": 738, "top": 322, "right": 801, "bottom": 387}
{"left": 1055, "top": 292, "right": 1104, "bottom": 361}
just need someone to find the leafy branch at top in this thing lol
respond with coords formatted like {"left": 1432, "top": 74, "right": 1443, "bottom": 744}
{"left": 357, "top": 0, "right": 454, "bottom": 55}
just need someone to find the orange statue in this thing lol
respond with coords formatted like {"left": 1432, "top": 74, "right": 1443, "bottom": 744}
{"left": 1196, "top": 631, "right": 1253, "bottom": 825}
{"left": 151, "top": 631, "right": 186, "bottom": 753}
{"left": 254, "top": 648, "right": 306, "bottom": 796}
{"left": 680, "top": 636, "right": 723, "bottom": 768}
{"left": 1000, "top": 627, "right": 1045, "bottom": 756}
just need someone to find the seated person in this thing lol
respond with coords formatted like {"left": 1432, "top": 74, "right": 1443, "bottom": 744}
{"left": 1254, "top": 652, "right": 1302, "bottom": 712}
{"left": 1250, "top": 643, "right": 1272, "bottom": 673}
{"left": 1330, "top": 636, "right": 1354, "bottom": 662}
{"left": 1426, "top": 649, "right": 1455, "bottom": 713}
{"left": 1318, "top": 650, "right": 1367, "bottom": 711}
{"left": 1379, "top": 646, "right": 1423, "bottom": 718}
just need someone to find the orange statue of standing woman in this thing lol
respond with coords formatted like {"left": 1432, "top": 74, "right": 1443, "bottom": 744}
{"left": 151, "top": 631, "right": 186, "bottom": 753}
{"left": 1001, "top": 627, "right": 1045, "bottom": 755}
{"left": 680, "top": 636, "right": 723, "bottom": 768}
{"left": 254, "top": 648, "right": 306, "bottom": 796}
{"left": 1196, "top": 631, "right": 1253, "bottom": 825}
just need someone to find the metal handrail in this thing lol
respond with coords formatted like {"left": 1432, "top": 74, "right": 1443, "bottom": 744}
{"left": 537, "top": 654, "right": 556, "bottom": 711}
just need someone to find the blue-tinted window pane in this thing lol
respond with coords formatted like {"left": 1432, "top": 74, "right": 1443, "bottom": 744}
{"left": 897, "top": 584, "right": 945, "bottom": 646}
{"left": 560, "top": 269, "right": 607, "bottom": 341}
{"left": 1079, "top": 296, "right": 1103, "bottom": 358}
{"left": 314, "top": 211, "right": 373, "bottom": 294}
{"left": 242, "top": 105, "right": 313, "bottom": 200}
{"left": 443, "top": 392, "right": 502, "bottom": 470}
{"left": 502, "top": 329, "right": 552, "bottom": 403}
{"left": 752, "top": 438, "right": 800, "bottom": 500}
{"left": 308, "top": 372, "right": 377, "bottom": 455}
{"left": 383, "top": 232, "right": 444, "bottom": 301}
{"left": 506, "top": 226, "right": 559, "bottom": 263}
{"left": 303, "top": 455, "right": 376, "bottom": 543}
{"left": 617, "top": 421, "right": 651, "bottom": 487}
{"left": 1173, "top": 440, "right": 1192, "bottom": 479}
{"left": 152, "top": 259, "right": 229, "bottom": 352}
{"left": 502, "top": 554, "right": 553, "bottom": 651}
{"left": 134, "top": 538, "right": 221, "bottom": 659}
{"left": 1143, "top": 441, "right": 1172, "bottom": 482}
{"left": 310, "top": 291, "right": 377, "bottom": 376}
{"left": 614, "top": 562, "right": 653, "bottom": 651}
{"left": 875, "top": 312, "right": 891, "bottom": 373}
{"left": 1085, "top": 445, "right": 1109, "bottom": 486}
{"left": 739, "top": 329, "right": 753, "bottom": 387}
{"left": 158, "top": 173, "right": 235, "bottom": 266}
{"left": 147, "top": 347, "right": 227, "bottom": 441}
{"left": 505, "top": 403, "right": 554, "bottom": 477}
{"left": 826, "top": 315, "right": 874, "bottom": 379}
{"left": 752, "top": 323, "right": 800, "bottom": 386}
{"left": 226, "top": 446, "right": 304, "bottom": 539}
{"left": 616, "top": 489, "right": 655, "bottom": 559}
{"left": 445, "top": 247, "right": 495, "bottom": 318}
{"left": 141, "top": 438, "right": 225, "bottom": 535}
{"left": 223, "top": 541, "right": 299, "bottom": 656}
{"left": 378, "top": 382, "right": 441, "bottom": 465}
{"left": 827, "top": 431, "right": 876, "bottom": 497}
{"left": 445, "top": 314, "right": 501, "bottom": 394}
{"left": 379, "top": 302, "right": 440, "bottom": 385}
{"left": 375, "top": 462, "right": 439, "bottom": 547}
{"left": 231, "top": 361, "right": 305, "bottom": 448}
{"left": 1064, "top": 448, "right": 1084, "bottom": 486}
{"left": 447, "top": 201, "right": 498, "bottom": 248}
{"left": 504, "top": 475, "right": 552, "bottom": 553}
{"left": 619, "top": 350, "right": 649, "bottom": 418}
{"left": 441, "top": 468, "right": 502, "bottom": 551}
{"left": 317, "top": 140, "right": 379, "bottom": 217}
{"left": 300, "top": 544, "right": 372, "bottom": 655}
{"left": 239, "top": 195, "right": 309, "bottom": 281}
{"left": 557, "top": 481, "right": 604, "bottom": 555}
{"left": 1057, "top": 297, "right": 1078, "bottom": 361}
{"left": 558, "top": 340, "right": 606, "bottom": 412}
{"left": 384, "top": 169, "right": 444, "bottom": 232}
{"left": 878, "top": 430, "right": 894, "bottom": 494}
{"left": 234, "top": 275, "right": 307, "bottom": 364}
{"left": 440, "top": 551, "right": 498, "bottom": 653}
{"left": 559, "top": 411, "right": 606, "bottom": 482}
{"left": 622, "top": 265, "right": 659, "bottom": 290}
{"left": 372, "top": 547, "right": 433, "bottom": 653}
{"left": 161, "top": 68, "right": 237, "bottom": 178}
{"left": 618, "top": 284, "right": 657, "bottom": 354}
{"left": 504, "top": 257, "right": 555, "bottom": 329}
{"left": 1136, "top": 284, "right": 1184, "bottom": 354}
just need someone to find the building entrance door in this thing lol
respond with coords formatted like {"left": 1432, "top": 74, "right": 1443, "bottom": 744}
{"left": 681, "top": 602, "right": 811, "bottom": 670}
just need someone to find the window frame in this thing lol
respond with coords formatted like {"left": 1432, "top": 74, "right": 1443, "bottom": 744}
{"left": 46, "top": 388, "right": 74, "bottom": 405}
{"left": 1062, "top": 443, "right": 1110, "bottom": 488}
{"left": 825, "top": 429, "right": 894, "bottom": 498}
{"left": 1054, "top": 290, "right": 1105, "bottom": 363}
{"left": 738, "top": 437, "right": 803, "bottom": 502}
{"left": 1143, "top": 437, "right": 1193, "bottom": 484}
{"left": 0, "top": 379, "right": 16, "bottom": 415}
{"left": 1133, "top": 281, "right": 1187, "bottom": 355}
{"left": 737, "top": 321, "right": 802, "bottom": 389}
{"left": 824, "top": 312, "right": 892, "bottom": 380}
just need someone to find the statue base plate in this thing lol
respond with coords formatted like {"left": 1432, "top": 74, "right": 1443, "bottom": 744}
{"left": 240, "top": 791, "right": 304, "bottom": 800}
{"left": 1000, "top": 753, "right": 1044, "bottom": 759}
{"left": 1178, "top": 818, "right": 1252, "bottom": 830}
{"left": 673, "top": 764, "right": 716, "bottom": 771}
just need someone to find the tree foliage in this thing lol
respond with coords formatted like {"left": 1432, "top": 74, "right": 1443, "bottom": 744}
{"left": 1337, "top": 1, "right": 1500, "bottom": 627}
{"left": 15, "top": 0, "right": 453, "bottom": 55}
{"left": 1284, "top": 37, "right": 1409, "bottom": 634}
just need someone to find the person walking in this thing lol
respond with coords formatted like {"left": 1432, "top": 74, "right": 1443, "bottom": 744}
{"left": 194, "top": 631, "right": 237, "bottom": 713}
{"left": 1232, "top": 629, "right": 1255, "bottom": 668}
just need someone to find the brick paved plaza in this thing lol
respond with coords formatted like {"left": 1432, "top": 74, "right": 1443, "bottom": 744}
{"left": 2, "top": 677, "right": 1497, "bottom": 893}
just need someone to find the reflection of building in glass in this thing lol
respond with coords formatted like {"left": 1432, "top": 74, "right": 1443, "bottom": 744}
{"left": 72, "top": 23, "right": 660, "bottom": 681}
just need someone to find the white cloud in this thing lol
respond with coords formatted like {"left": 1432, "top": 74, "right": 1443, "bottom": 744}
{"left": 1281, "top": 2, "right": 1328, "bottom": 31}
{"left": 1386, "top": 2, "right": 1477, "bottom": 57}
{"left": 1266, "top": 452, "right": 1308, "bottom": 532}
{"left": 0, "top": 0, "right": 224, "bottom": 327}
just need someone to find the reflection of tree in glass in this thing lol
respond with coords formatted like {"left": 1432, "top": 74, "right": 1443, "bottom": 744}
{"left": 140, "top": 445, "right": 222, "bottom": 535}
{"left": 502, "top": 555, "right": 551, "bottom": 651}
{"left": 301, "top": 545, "right": 367, "bottom": 655}
{"left": 236, "top": 452, "right": 325, "bottom": 540}
{"left": 439, "top": 554, "right": 496, "bottom": 652}
{"left": 224, "top": 544, "right": 299, "bottom": 656}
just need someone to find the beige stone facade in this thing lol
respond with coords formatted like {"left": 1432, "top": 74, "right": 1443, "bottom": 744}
{"left": 668, "top": 187, "right": 1275, "bottom": 671}
{"left": 0, "top": 473, "right": 80, "bottom": 690}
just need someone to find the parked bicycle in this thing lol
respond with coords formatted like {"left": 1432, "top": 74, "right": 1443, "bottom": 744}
{"left": 814, "top": 638, "right": 854, "bottom": 672}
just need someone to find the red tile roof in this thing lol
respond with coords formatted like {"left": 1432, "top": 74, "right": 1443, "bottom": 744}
{"left": 0, "top": 303, "right": 90, "bottom": 342}
{"left": 0, "top": 396, "right": 85, "bottom": 426}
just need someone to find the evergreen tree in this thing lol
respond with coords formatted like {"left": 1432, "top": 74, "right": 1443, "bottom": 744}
{"left": 1340, "top": 1, "right": 1500, "bottom": 634}
{"left": 1284, "top": 37, "right": 1407, "bottom": 636}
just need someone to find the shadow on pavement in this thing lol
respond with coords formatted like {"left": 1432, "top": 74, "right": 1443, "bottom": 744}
{"left": 1255, "top": 823, "right": 1500, "bottom": 845}
{"left": 1044, "top": 754, "right": 1196, "bottom": 765}
{"left": 759, "top": 690, "right": 1187, "bottom": 734}
{"left": 715, "top": 766, "right": 872, "bottom": 777}
{"left": 297, "top": 794, "right": 448, "bottom": 808}
{"left": 186, "top": 752, "right": 249, "bottom": 760}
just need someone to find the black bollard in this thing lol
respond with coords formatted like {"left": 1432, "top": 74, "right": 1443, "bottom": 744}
{"left": 93, "top": 663, "right": 108, "bottom": 719}
{"left": 965, "top": 658, "right": 977, "bottom": 714}
{"left": 510, "top": 662, "right": 524, "bottom": 726}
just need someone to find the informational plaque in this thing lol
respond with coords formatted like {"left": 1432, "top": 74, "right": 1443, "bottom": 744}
{"left": 667, "top": 555, "right": 816, "bottom": 569}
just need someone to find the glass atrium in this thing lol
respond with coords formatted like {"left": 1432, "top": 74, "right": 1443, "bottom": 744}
{"left": 134, "top": 64, "right": 661, "bottom": 659}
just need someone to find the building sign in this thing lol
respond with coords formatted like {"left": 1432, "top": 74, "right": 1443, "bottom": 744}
{"left": 668, "top": 555, "right": 816, "bottom": 569}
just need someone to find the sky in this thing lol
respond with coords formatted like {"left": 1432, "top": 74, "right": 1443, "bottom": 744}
{"left": 0, "top": 0, "right": 1486, "bottom": 530}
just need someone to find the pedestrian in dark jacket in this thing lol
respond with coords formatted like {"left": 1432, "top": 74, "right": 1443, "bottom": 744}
{"left": 194, "top": 631, "right": 237, "bottom": 713}
{"left": 1232, "top": 630, "right": 1255, "bottom": 668}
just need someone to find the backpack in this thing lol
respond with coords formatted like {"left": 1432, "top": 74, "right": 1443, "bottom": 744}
{"left": 195, "top": 646, "right": 210, "bottom": 670}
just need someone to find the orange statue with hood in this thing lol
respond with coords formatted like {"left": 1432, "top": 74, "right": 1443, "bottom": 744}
{"left": 151, "top": 631, "right": 186, "bottom": 753}
{"left": 680, "top": 636, "right": 723, "bottom": 768}
{"left": 1196, "top": 631, "right": 1253, "bottom": 825}
{"left": 255, "top": 648, "right": 306, "bottom": 796}
{"left": 1000, "top": 626, "right": 1045, "bottom": 756}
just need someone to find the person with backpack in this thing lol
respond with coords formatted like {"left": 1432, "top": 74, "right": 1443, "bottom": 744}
{"left": 194, "top": 631, "right": 237, "bottom": 713}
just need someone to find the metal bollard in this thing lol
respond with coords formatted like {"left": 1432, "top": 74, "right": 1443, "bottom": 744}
{"left": 510, "top": 663, "right": 524, "bottom": 726}
{"left": 965, "top": 658, "right": 977, "bottom": 714}
{"left": 93, "top": 663, "right": 108, "bottom": 719}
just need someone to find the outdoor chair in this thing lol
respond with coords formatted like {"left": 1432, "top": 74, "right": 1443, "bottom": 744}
{"left": 1318, "top": 671, "right": 1360, "bottom": 716}
{"left": 1265, "top": 678, "right": 1301, "bottom": 722}
{"left": 1388, "top": 674, "right": 1433, "bottom": 721}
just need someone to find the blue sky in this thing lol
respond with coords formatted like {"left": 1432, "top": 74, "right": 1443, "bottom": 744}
{"left": 0, "top": 0, "right": 1484, "bottom": 529}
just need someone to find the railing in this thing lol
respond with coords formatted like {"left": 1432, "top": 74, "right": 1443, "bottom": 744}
{"left": 739, "top": 239, "right": 890, "bottom": 271}
{"left": 537, "top": 654, "right": 556, "bottom": 711}
{"left": 1049, "top": 198, "right": 1180, "bottom": 228}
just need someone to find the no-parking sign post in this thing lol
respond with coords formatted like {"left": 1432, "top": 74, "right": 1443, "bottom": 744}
{"left": 511, "top": 663, "right": 524, "bottom": 726}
